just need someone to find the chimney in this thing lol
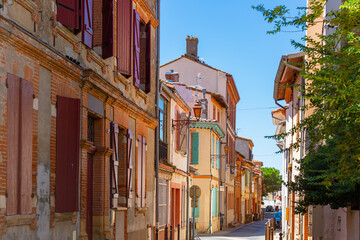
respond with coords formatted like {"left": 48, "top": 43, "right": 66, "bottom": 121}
{"left": 186, "top": 37, "right": 198, "bottom": 59}
{"left": 165, "top": 70, "right": 179, "bottom": 82}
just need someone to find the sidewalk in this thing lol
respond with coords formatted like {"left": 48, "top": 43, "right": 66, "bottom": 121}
{"left": 198, "top": 222, "right": 247, "bottom": 236}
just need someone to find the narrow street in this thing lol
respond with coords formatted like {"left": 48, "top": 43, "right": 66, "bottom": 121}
{"left": 199, "top": 213, "right": 277, "bottom": 240}
{"left": 199, "top": 220, "right": 266, "bottom": 240}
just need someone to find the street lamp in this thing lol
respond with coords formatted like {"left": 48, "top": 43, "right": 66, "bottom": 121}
{"left": 193, "top": 102, "right": 202, "bottom": 119}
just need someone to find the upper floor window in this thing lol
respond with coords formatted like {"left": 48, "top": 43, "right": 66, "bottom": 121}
{"left": 159, "top": 97, "right": 167, "bottom": 142}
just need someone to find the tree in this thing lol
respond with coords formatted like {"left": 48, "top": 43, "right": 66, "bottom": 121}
{"left": 261, "top": 167, "right": 282, "bottom": 196}
{"left": 254, "top": 0, "right": 360, "bottom": 212}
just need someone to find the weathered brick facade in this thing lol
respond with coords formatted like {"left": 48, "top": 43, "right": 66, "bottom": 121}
{"left": 0, "top": 0, "right": 158, "bottom": 239}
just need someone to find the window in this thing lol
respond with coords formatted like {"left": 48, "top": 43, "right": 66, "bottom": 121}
{"left": 6, "top": 74, "right": 33, "bottom": 215}
{"left": 55, "top": 96, "right": 81, "bottom": 213}
{"left": 159, "top": 97, "right": 167, "bottom": 142}
{"left": 212, "top": 135, "right": 215, "bottom": 168}
{"left": 110, "top": 122, "right": 129, "bottom": 208}
{"left": 191, "top": 132, "right": 199, "bottom": 164}
{"left": 213, "top": 105, "right": 216, "bottom": 120}
{"left": 133, "top": 10, "right": 151, "bottom": 93}
{"left": 137, "top": 135, "right": 146, "bottom": 208}
{"left": 87, "top": 115, "right": 95, "bottom": 142}
{"left": 159, "top": 179, "right": 168, "bottom": 226}
{"left": 56, "top": 0, "right": 94, "bottom": 48}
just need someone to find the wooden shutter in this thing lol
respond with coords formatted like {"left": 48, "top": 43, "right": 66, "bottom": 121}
{"left": 141, "top": 136, "right": 146, "bottom": 208}
{"left": 82, "top": 0, "right": 93, "bottom": 48}
{"left": 6, "top": 74, "right": 33, "bottom": 215}
{"left": 192, "top": 132, "right": 199, "bottom": 164}
{"left": 179, "top": 113, "right": 188, "bottom": 153}
{"left": 136, "top": 136, "right": 142, "bottom": 207}
{"left": 102, "top": 0, "right": 113, "bottom": 58}
{"left": 55, "top": 96, "right": 81, "bottom": 213}
{"left": 110, "top": 122, "right": 119, "bottom": 208}
{"left": 20, "top": 79, "right": 33, "bottom": 214}
{"left": 144, "top": 21, "right": 151, "bottom": 93}
{"left": 127, "top": 130, "right": 133, "bottom": 206}
{"left": 216, "top": 140, "right": 220, "bottom": 169}
{"left": 56, "top": 0, "right": 79, "bottom": 29}
{"left": 117, "top": 0, "right": 132, "bottom": 75}
{"left": 133, "top": 9, "right": 140, "bottom": 87}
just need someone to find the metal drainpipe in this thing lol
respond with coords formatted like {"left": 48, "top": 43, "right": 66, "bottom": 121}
{"left": 186, "top": 113, "right": 191, "bottom": 240}
{"left": 275, "top": 99, "right": 286, "bottom": 110}
{"left": 155, "top": 0, "right": 160, "bottom": 238}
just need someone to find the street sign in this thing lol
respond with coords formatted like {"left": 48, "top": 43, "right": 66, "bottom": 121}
{"left": 191, "top": 199, "right": 198, "bottom": 208}
{"left": 190, "top": 185, "right": 201, "bottom": 198}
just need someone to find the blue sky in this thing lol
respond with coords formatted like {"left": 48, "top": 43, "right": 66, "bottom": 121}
{"left": 160, "top": 0, "right": 305, "bottom": 172}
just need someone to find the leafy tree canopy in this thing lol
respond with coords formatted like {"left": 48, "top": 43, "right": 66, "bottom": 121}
{"left": 262, "top": 167, "right": 282, "bottom": 196}
{"left": 254, "top": 0, "right": 360, "bottom": 212}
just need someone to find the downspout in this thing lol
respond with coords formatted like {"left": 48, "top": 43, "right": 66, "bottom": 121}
{"left": 186, "top": 113, "right": 191, "bottom": 240}
{"left": 299, "top": 76, "right": 305, "bottom": 240}
{"left": 155, "top": 0, "right": 160, "bottom": 238}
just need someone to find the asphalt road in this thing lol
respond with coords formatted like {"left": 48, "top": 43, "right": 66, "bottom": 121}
{"left": 199, "top": 213, "right": 275, "bottom": 240}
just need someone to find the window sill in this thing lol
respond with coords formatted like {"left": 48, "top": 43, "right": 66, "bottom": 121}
{"left": 54, "top": 212, "right": 77, "bottom": 224}
{"left": 136, "top": 88, "right": 148, "bottom": 104}
{"left": 5, "top": 214, "right": 35, "bottom": 227}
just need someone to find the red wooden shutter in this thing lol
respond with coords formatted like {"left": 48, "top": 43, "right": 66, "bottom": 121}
{"left": 102, "top": 0, "right": 113, "bottom": 58}
{"left": 56, "top": 0, "right": 79, "bottom": 29}
{"left": 55, "top": 96, "right": 81, "bottom": 213}
{"left": 82, "top": 0, "right": 93, "bottom": 48}
{"left": 145, "top": 22, "right": 151, "bottom": 93}
{"left": 133, "top": 9, "right": 140, "bottom": 87}
{"left": 110, "top": 122, "right": 119, "bottom": 208}
{"left": 127, "top": 130, "right": 133, "bottom": 206}
{"left": 6, "top": 74, "right": 33, "bottom": 215}
{"left": 20, "top": 79, "right": 34, "bottom": 214}
{"left": 141, "top": 136, "right": 146, "bottom": 207}
{"left": 117, "top": 0, "right": 132, "bottom": 75}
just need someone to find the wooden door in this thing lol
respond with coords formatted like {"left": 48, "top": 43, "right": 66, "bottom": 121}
{"left": 86, "top": 152, "right": 94, "bottom": 240}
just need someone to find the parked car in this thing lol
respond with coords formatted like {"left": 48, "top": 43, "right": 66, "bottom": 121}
{"left": 266, "top": 205, "right": 274, "bottom": 212}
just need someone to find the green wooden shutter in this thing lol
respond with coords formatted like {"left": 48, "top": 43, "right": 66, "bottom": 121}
{"left": 212, "top": 188, "right": 217, "bottom": 217}
{"left": 192, "top": 132, "right": 199, "bottom": 164}
{"left": 216, "top": 140, "right": 220, "bottom": 169}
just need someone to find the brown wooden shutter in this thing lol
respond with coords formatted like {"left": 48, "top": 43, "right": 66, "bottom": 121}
{"left": 19, "top": 79, "right": 34, "bottom": 215}
{"left": 133, "top": 9, "right": 140, "bottom": 87}
{"left": 55, "top": 96, "right": 81, "bottom": 213}
{"left": 145, "top": 22, "right": 152, "bottom": 93}
{"left": 110, "top": 122, "right": 119, "bottom": 208}
{"left": 117, "top": 0, "right": 132, "bottom": 75}
{"left": 6, "top": 74, "right": 33, "bottom": 215}
{"left": 179, "top": 113, "right": 188, "bottom": 153}
{"left": 82, "top": 0, "right": 93, "bottom": 48}
{"left": 141, "top": 136, "right": 146, "bottom": 207}
{"left": 127, "top": 130, "right": 133, "bottom": 206}
{"left": 102, "top": 0, "right": 113, "bottom": 58}
{"left": 56, "top": 0, "right": 79, "bottom": 29}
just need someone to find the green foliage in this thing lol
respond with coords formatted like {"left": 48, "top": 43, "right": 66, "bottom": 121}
{"left": 261, "top": 167, "right": 282, "bottom": 196}
{"left": 254, "top": 0, "right": 360, "bottom": 212}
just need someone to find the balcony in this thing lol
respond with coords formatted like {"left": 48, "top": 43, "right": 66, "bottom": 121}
{"left": 159, "top": 141, "right": 168, "bottom": 164}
